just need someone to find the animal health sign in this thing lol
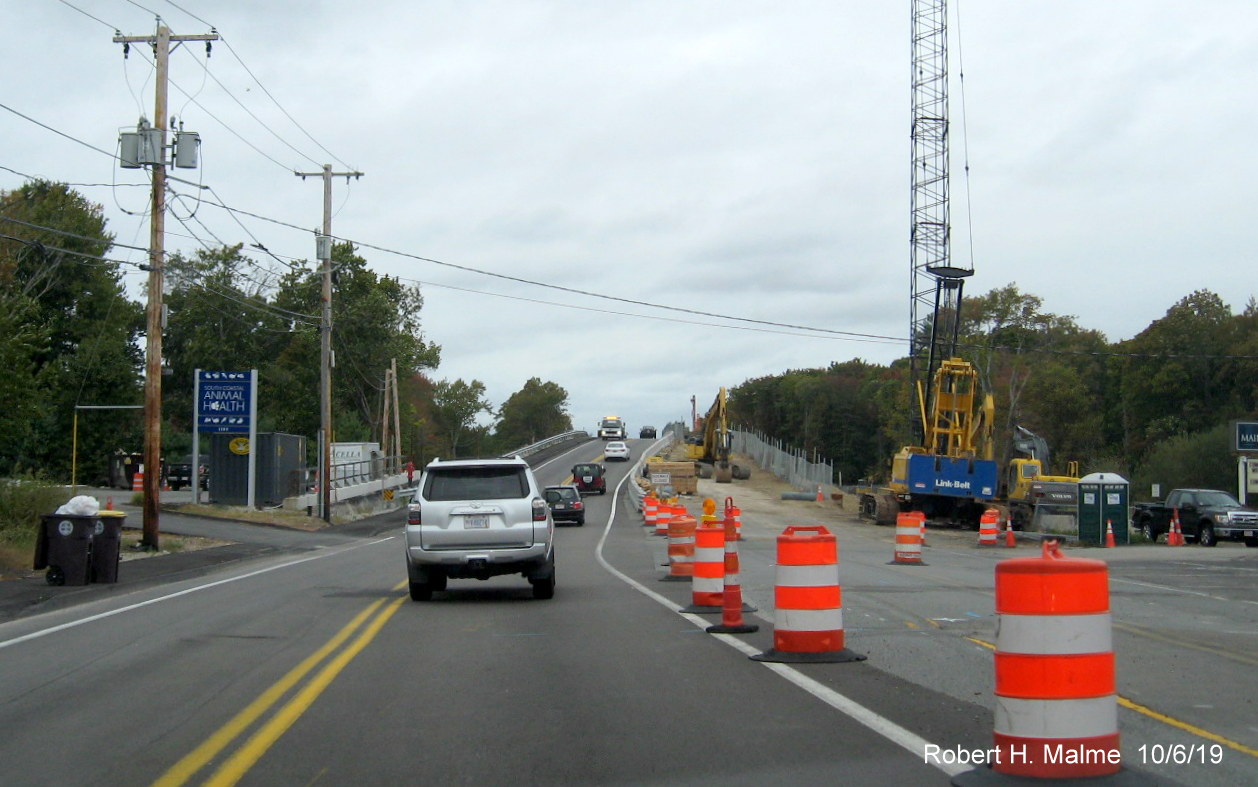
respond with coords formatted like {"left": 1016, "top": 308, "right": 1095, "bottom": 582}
{"left": 196, "top": 370, "right": 255, "bottom": 433}
{"left": 192, "top": 369, "right": 258, "bottom": 507}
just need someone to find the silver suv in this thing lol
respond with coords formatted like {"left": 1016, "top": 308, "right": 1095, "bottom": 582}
{"left": 404, "top": 456, "right": 555, "bottom": 601}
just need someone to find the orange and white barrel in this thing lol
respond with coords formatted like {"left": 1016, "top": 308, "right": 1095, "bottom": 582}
{"left": 752, "top": 526, "right": 864, "bottom": 663}
{"left": 643, "top": 494, "right": 658, "bottom": 528}
{"left": 660, "top": 513, "right": 696, "bottom": 582}
{"left": 978, "top": 508, "right": 1000, "bottom": 546}
{"left": 132, "top": 467, "right": 145, "bottom": 492}
{"left": 891, "top": 511, "right": 924, "bottom": 565}
{"left": 992, "top": 540, "right": 1119, "bottom": 778}
{"left": 682, "top": 521, "right": 726, "bottom": 612}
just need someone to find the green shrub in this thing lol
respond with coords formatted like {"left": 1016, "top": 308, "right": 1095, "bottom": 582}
{"left": 0, "top": 478, "right": 68, "bottom": 544}
{"left": 1130, "top": 424, "right": 1236, "bottom": 499}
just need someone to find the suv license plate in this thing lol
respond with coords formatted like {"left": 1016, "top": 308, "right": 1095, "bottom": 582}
{"left": 464, "top": 515, "right": 489, "bottom": 529}
{"left": 1246, "top": 530, "right": 1255, "bottom": 537}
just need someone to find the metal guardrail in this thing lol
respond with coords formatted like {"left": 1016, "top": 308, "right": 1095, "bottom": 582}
{"left": 503, "top": 430, "right": 592, "bottom": 458}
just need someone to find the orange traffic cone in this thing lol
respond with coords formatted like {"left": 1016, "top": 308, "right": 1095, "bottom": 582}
{"left": 816, "top": 485, "right": 824, "bottom": 502}
{"left": 105, "top": 496, "right": 114, "bottom": 510}
{"left": 1168, "top": 511, "right": 1185, "bottom": 546}
{"left": 1005, "top": 516, "right": 1016, "bottom": 548}
{"left": 1105, "top": 519, "right": 1116, "bottom": 548}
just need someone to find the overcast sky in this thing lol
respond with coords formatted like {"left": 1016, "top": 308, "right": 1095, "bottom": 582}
{"left": 4, "top": 1, "right": 1255, "bottom": 438}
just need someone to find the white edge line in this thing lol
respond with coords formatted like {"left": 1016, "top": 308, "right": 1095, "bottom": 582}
{"left": 594, "top": 472, "right": 964, "bottom": 778}
{"left": 0, "top": 536, "right": 394, "bottom": 651}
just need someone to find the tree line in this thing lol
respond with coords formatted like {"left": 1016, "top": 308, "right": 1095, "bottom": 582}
{"left": 729, "top": 285, "right": 1258, "bottom": 497}
{"left": 0, "top": 181, "right": 572, "bottom": 484}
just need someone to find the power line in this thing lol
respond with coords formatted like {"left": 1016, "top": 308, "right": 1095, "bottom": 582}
{"left": 0, "top": 231, "right": 148, "bottom": 270}
{"left": 0, "top": 213, "right": 148, "bottom": 253}
{"left": 173, "top": 45, "right": 323, "bottom": 169}
{"left": 0, "top": 102, "right": 119, "bottom": 160}
{"left": 53, "top": 0, "right": 117, "bottom": 30}
{"left": 160, "top": 0, "right": 211, "bottom": 27}
{"left": 218, "top": 37, "right": 356, "bottom": 172}
{"left": 0, "top": 162, "right": 148, "bottom": 188}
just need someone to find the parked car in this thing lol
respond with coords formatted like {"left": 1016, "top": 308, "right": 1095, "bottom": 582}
{"left": 604, "top": 441, "right": 631, "bottom": 461}
{"left": 404, "top": 456, "right": 556, "bottom": 600}
{"left": 544, "top": 485, "right": 585, "bottom": 526}
{"left": 571, "top": 462, "right": 606, "bottom": 495}
{"left": 639, "top": 426, "right": 657, "bottom": 439}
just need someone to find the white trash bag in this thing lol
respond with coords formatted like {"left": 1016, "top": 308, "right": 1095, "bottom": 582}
{"left": 55, "top": 495, "right": 101, "bottom": 516}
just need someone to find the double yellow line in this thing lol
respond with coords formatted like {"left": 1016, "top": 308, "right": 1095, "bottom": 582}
{"left": 153, "top": 584, "right": 407, "bottom": 787}
{"left": 965, "top": 635, "right": 1258, "bottom": 759}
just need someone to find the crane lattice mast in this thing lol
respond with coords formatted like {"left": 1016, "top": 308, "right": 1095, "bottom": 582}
{"left": 910, "top": 0, "right": 972, "bottom": 437}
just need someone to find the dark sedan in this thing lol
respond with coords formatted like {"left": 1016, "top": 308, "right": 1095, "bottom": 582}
{"left": 544, "top": 485, "right": 585, "bottom": 526}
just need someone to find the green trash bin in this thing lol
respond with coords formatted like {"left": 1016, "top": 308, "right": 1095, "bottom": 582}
{"left": 91, "top": 511, "right": 127, "bottom": 583}
{"left": 34, "top": 514, "right": 97, "bottom": 586}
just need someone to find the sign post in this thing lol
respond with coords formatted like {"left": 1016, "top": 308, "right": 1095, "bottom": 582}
{"left": 193, "top": 370, "right": 258, "bottom": 507}
{"left": 1234, "top": 422, "right": 1258, "bottom": 505}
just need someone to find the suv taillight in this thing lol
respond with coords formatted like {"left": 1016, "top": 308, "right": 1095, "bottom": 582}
{"left": 532, "top": 498, "right": 548, "bottom": 521}
{"left": 407, "top": 503, "right": 421, "bottom": 525}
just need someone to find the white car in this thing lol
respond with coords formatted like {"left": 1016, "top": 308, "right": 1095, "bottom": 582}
{"left": 604, "top": 441, "right": 630, "bottom": 461}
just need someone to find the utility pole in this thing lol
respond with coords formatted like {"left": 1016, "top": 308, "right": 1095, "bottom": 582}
{"left": 115, "top": 23, "right": 218, "bottom": 549}
{"left": 295, "top": 165, "right": 363, "bottom": 522}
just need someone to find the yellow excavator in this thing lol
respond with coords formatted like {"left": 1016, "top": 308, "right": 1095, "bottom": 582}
{"left": 685, "top": 387, "right": 747, "bottom": 483}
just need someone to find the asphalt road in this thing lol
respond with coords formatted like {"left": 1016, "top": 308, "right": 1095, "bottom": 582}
{"left": 1, "top": 438, "right": 1254, "bottom": 785}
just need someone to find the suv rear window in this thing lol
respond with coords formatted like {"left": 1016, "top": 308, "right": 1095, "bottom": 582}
{"left": 424, "top": 466, "right": 530, "bottom": 501}
{"left": 546, "top": 487, "right": 579, "bottom": 503}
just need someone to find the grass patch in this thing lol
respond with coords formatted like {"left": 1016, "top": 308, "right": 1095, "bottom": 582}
{"left": 165, "top": 503, "right": 334, "bottom": 530}
{"left": 0, "top": 478, "right": 69, "bottom": 577}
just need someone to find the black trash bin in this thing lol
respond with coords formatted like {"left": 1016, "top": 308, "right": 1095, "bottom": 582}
{"left": 34, "top": 514, "right": 97, "bottom": 586}
{"left": 91, "top": 511, "right": 127, "bottom": 583}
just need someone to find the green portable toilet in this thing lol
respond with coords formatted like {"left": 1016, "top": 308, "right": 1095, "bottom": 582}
{"left": 1077, "top": 472, "right": 1129, "bottom": 546}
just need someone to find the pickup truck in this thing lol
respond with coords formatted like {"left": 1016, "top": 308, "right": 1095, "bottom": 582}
{"left": 167, "top": 455, "right": 209, "bottom": 492}
{"left": 1131, "top": 488, "right": 1258, "bottom": 547}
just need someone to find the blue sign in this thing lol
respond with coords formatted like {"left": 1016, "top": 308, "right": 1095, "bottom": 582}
{"left": 198, "top": 370, "right": 252, "bottom": 433}
{"left": 905, "top": 453, "right": 998, "bottom": 500}
{"left": 1236, "top": 421, "right": 1258, "bottom": 452}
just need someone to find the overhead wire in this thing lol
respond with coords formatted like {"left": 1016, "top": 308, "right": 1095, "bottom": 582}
{"left": 172, "top": 44, "right": 323, "bottom": 169}
{"left": 0, "top": 102, "right": 119, "bottom": 160}
{"left": 0, "top": 162, "right": 148, "bottom": 189}
{"left": 217, "top": 37, "right": 357, "bottom": 172}
{"left": 155, "top": 0, "right": 355, "bottom": 170}
{"left": 5, "top": 45, "right": 1249, "bottom": 364}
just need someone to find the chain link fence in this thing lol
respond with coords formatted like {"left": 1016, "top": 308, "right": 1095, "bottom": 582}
{"left": 731, "top": 428, "right": 834, "bottom": 492}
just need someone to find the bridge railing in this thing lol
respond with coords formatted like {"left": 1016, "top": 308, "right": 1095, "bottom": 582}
{"left": 283, "top": 432, "right": 593, "bottom": 512}
{"left": 502, "top": 430, "right": 592, "bottom": 459}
